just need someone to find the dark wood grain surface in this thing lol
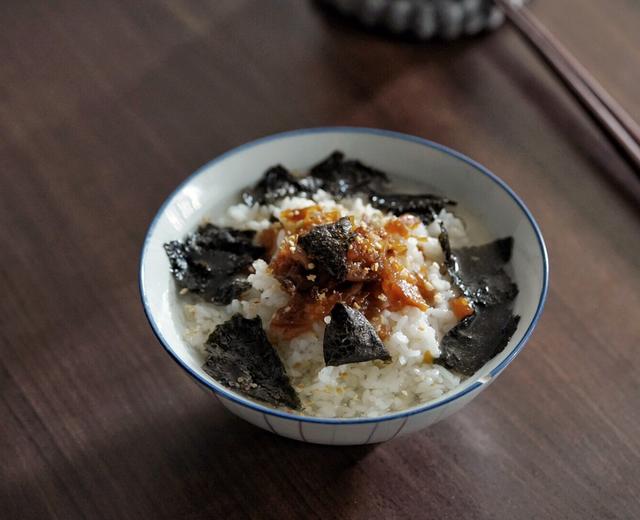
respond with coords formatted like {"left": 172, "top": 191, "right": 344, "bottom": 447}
{"left": 2, "top": 1, "right": 639, "bottom": 518}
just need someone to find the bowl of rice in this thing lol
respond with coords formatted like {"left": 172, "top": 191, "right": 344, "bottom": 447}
{"left": 140, "top": 127, "right": 548, "bottom": 445}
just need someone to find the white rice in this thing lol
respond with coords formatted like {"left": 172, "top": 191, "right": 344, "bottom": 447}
{"left": 182, "top": 192, "right": 470, "bottom": 418}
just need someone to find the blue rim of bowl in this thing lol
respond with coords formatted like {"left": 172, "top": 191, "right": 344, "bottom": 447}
{"left": 139, "top": 127, "right": 549, "bottom": 425}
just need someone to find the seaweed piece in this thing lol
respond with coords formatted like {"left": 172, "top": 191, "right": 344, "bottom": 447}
{"left": 371, "top": 192, "right": 456, "bottom": 223}
{"left": 439, "top": 233, "right": 518, "bottom": 306}
{"left": 165, "top": 241, "right": 252, "bottom": 304}
{"left": 242, "top": 152, "right": 390, "bottom": 204}
{"left": 451, "top": 237, "right": 514, "bottom": 278}
{"left": 203, "top": 314, "right": 300, "bottom": 409}
{"left": 188, "top": 223, "right": 264, "bottom": 258}
{"left": 438, "top": 304, "right": 520, "bottom": 376}
{"left": 298, "top": 217, "right": 355, "bottom": 281}
{"left": 437, "top": 228, "right": 520, "bottom": 375}
{"left": 438, "top": 224, "right": 454, "bottom": 270}
{"left": 323, "top": 303, "right": 391, "bottom": 366}
{"left": 242, "top": 165, "right": 320, "bottom": 206}
{"left": 310, "top": 151, "right": 389, "bottom": 197}
{"left": 163, "top": 224, "right": 264, "bottom": 305}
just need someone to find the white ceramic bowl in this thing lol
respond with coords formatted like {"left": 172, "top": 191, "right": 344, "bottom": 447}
{"left": 140, "top": 128, "right": 548, "bottom": 445}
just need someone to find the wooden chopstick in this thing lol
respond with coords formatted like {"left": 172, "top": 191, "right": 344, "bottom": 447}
{"left": 494, "top": 0, "right": 640, "bottom": 174}
{"left": 504, "top": 3, "right": 640, "bottom": 145}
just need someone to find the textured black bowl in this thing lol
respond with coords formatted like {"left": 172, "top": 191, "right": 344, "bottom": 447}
{"left": 318, "top": 0, "right": 525, "bottom": 40}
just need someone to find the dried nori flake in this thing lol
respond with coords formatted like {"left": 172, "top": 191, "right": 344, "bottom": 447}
{"left": 459, "top": 269, "right": 518, "bottom": 306}
{"left": 437, "top": 228, "right": 521, "bottom": 375}
{"left": 298, "top": 217, "right": 355, "bottom": 281}
{"left": 310, "top": 151, "right": 389, "bottom": 197}
{"left": 438, "top": 304, "right": 520, "bottom": 376}
{"left": 242, "top": 165, "right": 320, "bottom": 206}
{"left": 438, "top": 224, "right": 454, "bottom": 270}
{"left": 323, "top": 303, "right": 391, "bottom": 366}
{"left": 242, "top": 151, "right": 391, "bottom": 204}
{"left": 163, "top": 224, "right": 264, "bottom": 305}
{"left": 370, "top": 192, "right": 456, "bottom": 223}
{"left": 188, "top": 223, "right": 264, "bottom": 258}
{"left": 203, "top": 314, "right": 300, "bottom": 409}
{"left": 451, "top": 237, "right": 514, "bottom": 278}
{"left": 440, "top": 234, "right": 518, "bottom": 306}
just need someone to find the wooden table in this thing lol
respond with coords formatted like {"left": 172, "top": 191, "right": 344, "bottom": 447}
{"left": 2, "top": 1, "right": 639, "bottom": 518}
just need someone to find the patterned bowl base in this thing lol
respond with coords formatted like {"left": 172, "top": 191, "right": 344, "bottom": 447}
{"left": 319, "top": 0, "right": 525, "bottom": 40}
